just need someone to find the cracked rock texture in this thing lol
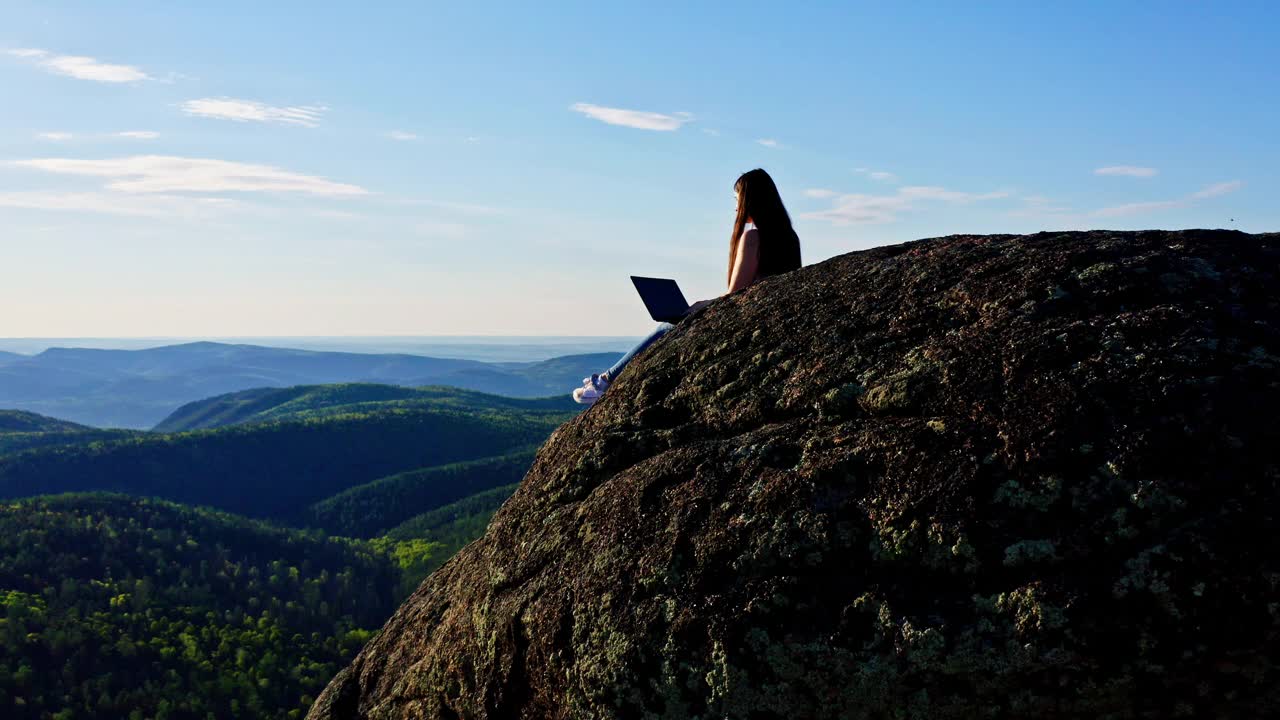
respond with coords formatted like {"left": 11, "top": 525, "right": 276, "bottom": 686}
{"left": 309, "top": 230, "right": 1280, "bottom": 719}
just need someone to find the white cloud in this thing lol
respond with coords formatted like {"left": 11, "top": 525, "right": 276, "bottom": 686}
{"left": 181, "top": 98, "right": 327, "bottom": 127}
{"left": 854, "top": 167, "right": 898, "bottom": 183}
{"left": 1091, "top": 200, "right": 1180, "bottom": 218}
{"left": 1190, "top": 180, "right": 1243, "bottom": 199}
{"left": 415, "top": 221, "right": 467, "bottom": 239}
{"left": 1095, "top": 166, "right": 1158, "bottom": 178}
{"left": 386, "top": 130, "right": 419, "bottom": 141}
{"left": 11, "top": 156, "right": 367, "bottom": 196}
{"left": 382, "top": 196, "right": 508, "bottom": 216}
{"left": 0, "top": 191, "right": 240, "bottom": 218}
{"left": 37, "top": 130, "right": 161, "bottom": 141}
{"left": 1007, "top": 195, "right": 1073, "bottom": 218}
{"left": 803, "top": 188, "right": 838, "bottom": 199}
{"left": 802, "top": 193, "right": 909, "bottom": 224}
{"left": 898, "top": 186, "right": 1011, "bottom": 202}
{"left": 570, "top": 103, "right": 693, "bottom": 131}
{"left": 756, "top": 138, "right": 779, "bottom": 148}
{"left": 311, "top": 209, "right": 361, "bottom": 221}
{"left": 802, "top": 185, "right": 1012, "bottom": 225}
{"left": 414, "top": 199, "right": 506, "bottom": 216}
{"left": 7, "top": 48, "right": 151, "bottom": 83}
{"left": 1093, "top": 180, "right": 1242, "bottom": 218}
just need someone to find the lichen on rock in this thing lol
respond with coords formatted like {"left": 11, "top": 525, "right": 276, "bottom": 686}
{"left": 308, "top": 230, "right": 1280, "bottom": 719}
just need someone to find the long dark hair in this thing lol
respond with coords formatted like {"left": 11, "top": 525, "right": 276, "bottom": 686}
{"left": 729, "top": 168, "right": 801, "bottom": 286}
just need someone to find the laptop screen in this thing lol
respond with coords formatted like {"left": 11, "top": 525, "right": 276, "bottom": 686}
{"left": 630, "top": 276, "right": 690, "bottom": 323}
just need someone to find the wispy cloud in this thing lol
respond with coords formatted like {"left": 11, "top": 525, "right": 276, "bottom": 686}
{"left": 854, "top": 167, "right": 898, "bottom": 183}
{"left": 386, "top": 130, "right": 419, "bottom": 141}
{"left": 1007, "top": 194, "right": 1073, "bottom": 218}
{"left": 1093, "top": 180, "right": 1242, "bottom": 218}
{"left": 1095, "top": 165, "right": 1158, "bottom": 178}
{"left": 414, "top": 199, "right": 506, "bottom": 216}
{"left": 803, "top": 188, "right": 839, "bottom": 199}
{"left": 35, "top": 130, "right": 161, "bottom": 142}
{"left": 898, "top": 186, "right": 1010, "bottom": 202}
{"left": 570, "top": 103, "right": 693, "bottom": 131}
{"left": 756, "top": 138, "right": 780, "bottom": 148}
{"left": 6, "top": 48, "right": 151, "bottom": 83}
{"left": 1091, "top": 199, "right": 1179, "bottom": 217}
{"left": 11, "top": 156, "right": 367, "bottom": 196}
{"left": 1190, "top": 180, "right": 1243, "bottom": 199}
{"left": 415, "top": 221, "right": 468, "bottom": 239}
{"left": 702, "top": 128, "right": 720, "bottom": 136}
{"left": 802, "top": 185, "right": 1012, "bottom": 225}
{"left": 181, "top": 98, "right": 327, "bottom": 127}
{"left": 0, "top": 191, "right": 240, "bottom": 218}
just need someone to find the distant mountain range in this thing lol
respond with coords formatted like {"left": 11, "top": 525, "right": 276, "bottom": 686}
{"left": 0, "top": 340, "right": 621, "bottom": 428}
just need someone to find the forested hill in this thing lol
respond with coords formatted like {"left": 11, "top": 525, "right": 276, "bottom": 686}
{"left": 0, "top": 493, "right": 397, "bottom": 719}
{"left": 304, "top": 448, "right": 536, "bottom": 537}
{"left": 0, "top": 404, "right": 563, "bottom": 525}
{"left": 153, "top": 383, "right": 575, "bottom": 432}
{"left": 0, "top": 410, "right": 142, "bottom": 456}
{"left": 0, "top": 410, "right": 89, "bottom": 433}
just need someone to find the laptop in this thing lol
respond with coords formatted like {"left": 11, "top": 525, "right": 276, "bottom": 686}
{"left": 630, "top": 276, "right": 690, "bottom": 323}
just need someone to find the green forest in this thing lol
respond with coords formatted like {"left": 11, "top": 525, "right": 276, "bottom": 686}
{"left": 0, "top": 383, "right": 571, "bottom": 719}
{"left": 0, "top": 494, "right": 397, "bottom": 719}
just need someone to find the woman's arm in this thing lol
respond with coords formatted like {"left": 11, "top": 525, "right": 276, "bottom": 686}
{"left": 728, "top": 228, "right": 760, "bottom": 293}
{"left": 683, "top": 229, "right": 761, "bottom": 317}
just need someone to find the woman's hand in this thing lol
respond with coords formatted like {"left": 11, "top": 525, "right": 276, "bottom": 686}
{"left": 685, "top": 299, "right": 714, "bottom": 316}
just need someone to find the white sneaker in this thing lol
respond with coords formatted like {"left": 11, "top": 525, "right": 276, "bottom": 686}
{"left": 572, "top": 373, "right": 610, "bottom": 405}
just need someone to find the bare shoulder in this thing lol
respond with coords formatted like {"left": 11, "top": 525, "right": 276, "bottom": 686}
{"left": 739, "top": 227, "right": 760, "bottom": 246}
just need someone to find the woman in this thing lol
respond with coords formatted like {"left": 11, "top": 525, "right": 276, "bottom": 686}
{"left": 573, "top": 168, "right": 802, "bottom": 405}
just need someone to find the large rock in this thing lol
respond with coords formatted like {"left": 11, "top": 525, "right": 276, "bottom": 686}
{"left": 310, "top": 230, "right": 1280, "bottom": 719}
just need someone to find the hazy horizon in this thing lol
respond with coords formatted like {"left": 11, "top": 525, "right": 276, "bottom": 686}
{"left": 0, "top": 334, "right": 637, "bottom": 363}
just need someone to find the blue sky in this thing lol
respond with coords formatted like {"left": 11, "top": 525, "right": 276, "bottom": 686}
{"left": 2, "top": 1, "right": 1276, "bottom": 337}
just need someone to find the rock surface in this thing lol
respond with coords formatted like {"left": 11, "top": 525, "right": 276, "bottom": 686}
{"left": 310, "top": 230, "right": 1280, "bottom": 719}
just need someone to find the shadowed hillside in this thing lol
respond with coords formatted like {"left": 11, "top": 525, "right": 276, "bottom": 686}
{"left": 153, "top": 383, "right": 576, "bottom": 432}
{"left": 305, "top": 449, "right": 537, "bottom": 538}
{"left": 0, "top": 406, "right": 561, "bottom": 524}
